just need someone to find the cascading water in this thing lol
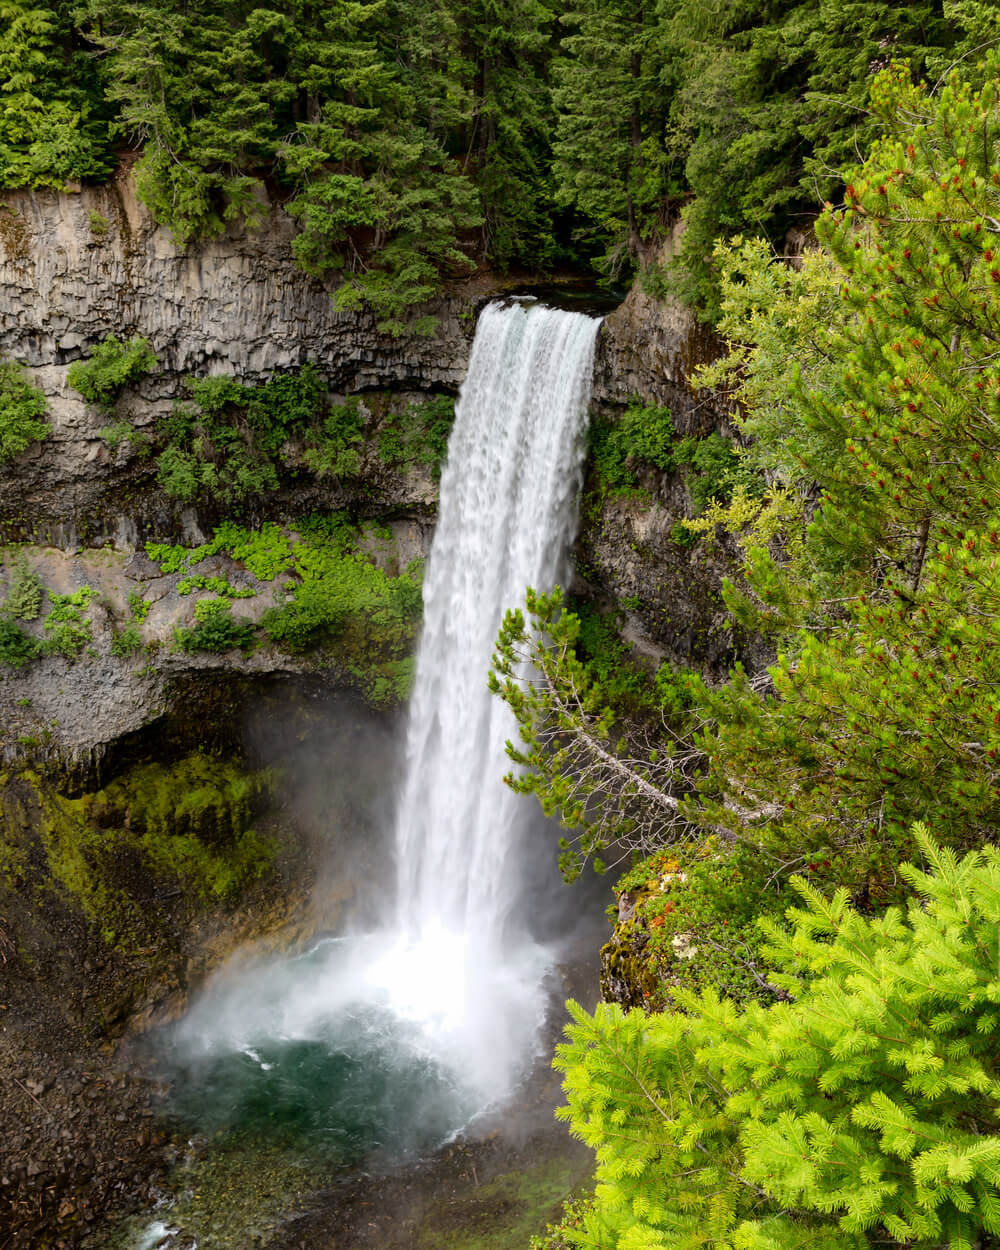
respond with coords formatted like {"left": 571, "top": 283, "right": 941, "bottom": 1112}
{"left": 367, "top": 299, "right": 602, "bottom": 1094}
{"left": 163, "top": 300, "right": 602, "bottom": 1186}
{"left": 395, "top": 301, "right": 602, "bottom": 949}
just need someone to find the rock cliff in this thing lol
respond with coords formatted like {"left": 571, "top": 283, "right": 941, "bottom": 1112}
{"left": 0, "top": 175, "right": 743, "bottom": 765}
{"left": 0, "top": 177, "right": 718, "bottom": 543}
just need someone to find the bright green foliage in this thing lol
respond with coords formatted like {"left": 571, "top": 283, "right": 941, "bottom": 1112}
{"left": 110, "top": 620, "right": 143, "bottom": 657}
{"left": 0, "top": 615, "right": 41, "bottom": 667}
{"left": 376, "top": 394, "right": 456, "bottom": 478}
{"left": 127, "top": 590, "right": 150, "bottom": 623}
{"left": 173, "top": 598, "right": 256, "bottom": 654}
{"left": 0, "top": 0, "right": 112, "bottom": 187}
{"left": 147, "top": 516, "right": 421, "bottom": 704}
{"left": 499, "top": 57, "right": 1000, "bottom": 908}
{"left": 301, "top": 398, "right": 364, "bottom": 480}
{"left": 260, "top": 515, "right": 423, "bottom": 704}
{"left": 35, "top": 756, "right": 276, "bottom": 939}
{"left": 43, "top": 586, "right": 95, "bottom": 658}
{"left": 0, "top": 360, "right": 49, "bottom": 463}
{"left": 528, "top": 53, "right": 1000, "bottom": 1250}
{"left": 673, "top": 432, "right": 745, "bottom": 514}
{"left": 589, "top": 401, "right": 675, "bottom": 491}
{"left": 66, "top": 336, "right": 158, "bottom": 408}
{"left": 586, "top": 399, "right": 748, "bottom": 513}
{"left": 147, "top": 522, "right": 295, "bottom": 581}
{"left": 144, "top": 542, "right": 193, "bottom": 576}
{"left": 3, "top": 554, "right": 42, "bottom": 620}
{"left": 176, "top": 575, "right": 255, "bottom": 599}
{"left": 97, "top": 755, "right": 274, "bottom": 899}
{"left": 111, "top": 588, "right": 151, "bottom": 655}
{"left": 560, "top": 832, "right": 1000, "bottom": 1250}
{"left": 156, "top": 366, "right": 325, "bottom": 503}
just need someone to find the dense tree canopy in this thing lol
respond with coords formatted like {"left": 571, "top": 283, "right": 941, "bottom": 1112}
{"left": 2, "top": 0, "right": 992, "bottom": 321}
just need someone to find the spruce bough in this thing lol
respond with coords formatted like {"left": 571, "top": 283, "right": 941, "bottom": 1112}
{"left": 559, "top": 830, "right": 1000, "bottom": 1250}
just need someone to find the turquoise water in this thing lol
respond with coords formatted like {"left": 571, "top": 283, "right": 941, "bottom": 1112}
{"left": 165, "top": 1007, "right": 475, "bottom": 1164}
{"left": 160, "top": 936, "right": 485, "bottom": 1168}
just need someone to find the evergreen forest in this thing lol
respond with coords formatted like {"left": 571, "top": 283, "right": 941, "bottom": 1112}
{"left": 491, "top": 41, "right": 1000, "bottom": 1250}
{"left": 2, "top": 0, "right": 995, "bottom": 326}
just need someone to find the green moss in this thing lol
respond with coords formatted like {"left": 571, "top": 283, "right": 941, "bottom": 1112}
{"left": 416, "top": 1159, "right": 582, "bottom": 1250}
{"left": 106, "top": 1140, "right": 326, "bottom": 1250}
{"left": 6, "top": 755, "right": 277, "bottom": 950}
{"left": 35, "top": 785, "right": 146, "bottom": 947}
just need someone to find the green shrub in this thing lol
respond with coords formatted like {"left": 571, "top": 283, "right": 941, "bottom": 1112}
{"left": 176, "top": 574, "right": 255, "bottom": 599}
{"left": 3, "top": 554, "right": 42, "bottom": 620}
{"left": 43, "top": 587, "right": 95, "bottom": 658}
{"left": 674, "top": 431, "right": 742, "bottom": 513}
{"left": 67, "top": 336, "right": 158, "bottom": 407}
{"left": 559, "top": 830, "right": 1000, "bottom": 1250}
{"left": 377, "top": 395, "right": 456, "bottom": 478}
{"left": 0, "top": 615, "right": 41, "bottom": 667}
{"left": 97, "top": 419, "right": 151, "bottom": 455}
{"left": 302, "top": 397, "right": 364, "bottom": 478}
{"left": 174, "top": 598, "right": 256, "bottom": 653}
{"left": 110, "top": 620, "right": 144, "bottom": 657}
{"left": 127, "top": 590, "right": 151, "bottom": 623}
{"left": 156, "top": 366, "right": 325, "bottom": 503}
{"left": 589, "top": 401, "right": 675, "bottom": 491}
{"left": 0, "top": 361, "right": 49, "bottom": 463}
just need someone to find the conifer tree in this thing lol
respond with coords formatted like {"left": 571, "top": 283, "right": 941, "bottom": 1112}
{"left": 558, "top": 831, "right": 1000, "bottom": 1249}
{"left": 496, "top": 52, "right": 1000, "bottom": 907}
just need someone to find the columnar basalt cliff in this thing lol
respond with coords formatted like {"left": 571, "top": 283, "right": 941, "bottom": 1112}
{"left": 0, "top": 179, "right": 718, "bottom": 542}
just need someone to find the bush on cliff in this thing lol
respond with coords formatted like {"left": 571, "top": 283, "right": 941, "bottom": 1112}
{"left": 0, "top": 360, "right": 49, "bottom": 463}
{"left": 66, "top": 336, "right": 158, "bottom": 408}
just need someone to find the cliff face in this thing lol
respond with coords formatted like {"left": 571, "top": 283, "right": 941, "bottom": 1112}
{"left": 0, "top": 177, "right": 745, "bottom": 771}
{"left": 0, "top": 178, "right": 716, "bottom": 544}
{"left": 0, "top": 178, "right": 478, "bottom": 544}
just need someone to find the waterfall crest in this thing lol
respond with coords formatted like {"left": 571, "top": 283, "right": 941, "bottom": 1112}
{"left": 394, "top": 300, "right": 601, "bottom": 953}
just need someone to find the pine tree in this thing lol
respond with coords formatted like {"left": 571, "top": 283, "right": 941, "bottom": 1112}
{"left": 551, "top": 0, "right": 673, "bottom": 276}
{"left": 0, "top": 0, "right": 111, "bottom": 187}
{"left": 558, "top": 831, "right": 1000, "bottom": 1249}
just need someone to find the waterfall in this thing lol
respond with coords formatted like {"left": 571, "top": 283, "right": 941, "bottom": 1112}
{"left": 362, "top": 301, "right": 601, "bottom": 1094}
{"left": 169, "top": 299, "right": 603, "bottom": 1137}
{"left": 394, "top": 300, "right": 601, "bottom": 949}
